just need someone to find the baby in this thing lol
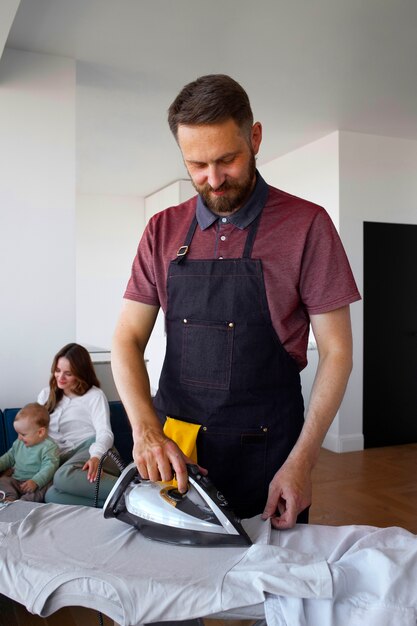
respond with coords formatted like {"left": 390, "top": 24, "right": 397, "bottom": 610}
{"left": 0, "top": 402, "right": 59, "bottom": 502}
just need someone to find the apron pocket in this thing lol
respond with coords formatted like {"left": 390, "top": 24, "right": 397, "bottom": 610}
{"left": 197, "top": 425, "right": 268, "bottom": 518}
{"left": 180, "top": 319, "right": 234, "bottom": 390}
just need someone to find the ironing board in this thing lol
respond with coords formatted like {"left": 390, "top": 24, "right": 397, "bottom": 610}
{"left": 1, "top": 501, "right": 417, "bottom": 626}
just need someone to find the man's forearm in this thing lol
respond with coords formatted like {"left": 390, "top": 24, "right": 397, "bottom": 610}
{"left": 111, "top": 308, "right": 189, "bottom": 490}
{"left": 111, "top": 333, "right": 162, "bottom": 438}
{"left": 288, "top": 347, "right": 353, "bottom": 470}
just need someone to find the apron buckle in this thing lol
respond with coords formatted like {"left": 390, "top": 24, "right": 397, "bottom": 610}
{"left": 177, "top": 245, "right": 189, "bottom": 257}
{"left": 176, "top": 245, "right": 189, "bottom": 263}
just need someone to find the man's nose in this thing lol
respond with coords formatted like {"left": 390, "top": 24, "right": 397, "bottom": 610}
{"left": 207, "top": 164, "right": 225, "bottom": 190}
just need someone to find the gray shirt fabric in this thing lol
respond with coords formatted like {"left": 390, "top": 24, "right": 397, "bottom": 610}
{"left": 0, "top": 503, "right": 330, "bottom": 625}
{"left": 1, "top": 503, "right": 417, "bottom": 626}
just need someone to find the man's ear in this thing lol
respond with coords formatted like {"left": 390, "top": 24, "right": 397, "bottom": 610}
{"left": 251, "top": 122, "right": 262, "bottom": 155}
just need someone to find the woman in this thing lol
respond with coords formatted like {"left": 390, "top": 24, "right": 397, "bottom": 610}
{"left": 38, "top": 342, "right": 119, "bottom": 507}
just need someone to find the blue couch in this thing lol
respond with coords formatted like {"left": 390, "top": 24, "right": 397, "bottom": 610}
{"left": 0, "top": 401, "right": 133, "bottom": 464}
{"left": 0, "top": 410, "right": 5, "bottom": 456}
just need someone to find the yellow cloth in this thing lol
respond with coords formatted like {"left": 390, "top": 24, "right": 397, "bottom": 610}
{"left": 163, "top": 416, "right": 201, "bottom": 462}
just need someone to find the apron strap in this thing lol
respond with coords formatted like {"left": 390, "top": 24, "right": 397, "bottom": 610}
{"left": 242, "top": 213, "right": 262, "bottom": 258}
{"left": 175, "top": 210, "right": 262, "bottom": 263}
{"left": 175, "top": 215, "right": 198, "bottom": 264}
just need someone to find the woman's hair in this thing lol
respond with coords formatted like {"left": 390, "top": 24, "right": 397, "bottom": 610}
{"left": 44, "top": 343, "right": 101, "bottom": 413}
{"left": 168, "top": 74, "right": 254, "bottom": 141}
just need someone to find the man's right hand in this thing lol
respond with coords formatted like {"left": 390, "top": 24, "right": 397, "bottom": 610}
{"left": 133, "top": 428, "right": 190, "bottom": 493}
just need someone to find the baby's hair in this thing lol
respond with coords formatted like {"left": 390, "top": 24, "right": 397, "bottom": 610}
{"left": 15, "top": 402, "right": 50, "bottom": 429}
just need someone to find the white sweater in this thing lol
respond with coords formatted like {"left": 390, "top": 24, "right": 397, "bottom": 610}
{"left": 37, "top": 386, "right": 114, "bottom": 459}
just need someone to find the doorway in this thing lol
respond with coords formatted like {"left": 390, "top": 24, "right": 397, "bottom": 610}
{"left": 363, "top": 221, "right": 417, "bottom": 447}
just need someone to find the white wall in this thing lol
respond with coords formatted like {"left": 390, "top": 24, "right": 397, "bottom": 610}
{"left": 144, "top": 180, "right": 195, "bottom": 222}
{"left": 76, "top": 193, "right": 145, "bottom": 349}
{"left": 338, "top": 131, "right": 417, "bottom": 446}
{"left": 259, "top": 132, "right": 340, "bottom": 228}
{"left": 0, "top": 1, "right": 19, "bottom": 54}
{"left": 0, "top": 48, "right": 76, "bottom": 407}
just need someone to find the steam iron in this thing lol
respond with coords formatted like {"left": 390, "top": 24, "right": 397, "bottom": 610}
{"left": 103, "top": 462, "right": 252, "bottom": 547}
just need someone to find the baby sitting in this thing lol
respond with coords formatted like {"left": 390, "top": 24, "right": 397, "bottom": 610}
{"left": 0, "top": 402, "right": 59, "bottom": 502}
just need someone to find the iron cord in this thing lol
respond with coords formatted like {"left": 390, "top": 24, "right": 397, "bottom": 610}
{"left": 94, "top": 449, "right": 126, "bottom": 508}
{"left": 94, "top": 449, "right": 126, "bottom": 626}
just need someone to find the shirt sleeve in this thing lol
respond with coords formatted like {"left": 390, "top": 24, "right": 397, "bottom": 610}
{"left": 124, "top": 218, "right": 160, "bottom": 306}
{"left": 0, "top": 446, "right": 15, "bottom": 473}
{"left": 37, "top": 387, "right": 49, "bottom": 405}
{"left": 31, "top": 441, "right": 60, "bottom": 489}
{"left": 300, "top": 209, "right": 361, "bottom": 314}
{"left": 87, "top": 389, "right": 114, "bottom": 459}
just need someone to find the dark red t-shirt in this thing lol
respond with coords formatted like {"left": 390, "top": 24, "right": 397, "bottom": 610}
{"left": 125, "top": 184, "right": 360, "bottom": 370}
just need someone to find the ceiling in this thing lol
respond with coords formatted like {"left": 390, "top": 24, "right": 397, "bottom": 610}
{"left": 2, "top": 0, "right": 417, "bottom": 197}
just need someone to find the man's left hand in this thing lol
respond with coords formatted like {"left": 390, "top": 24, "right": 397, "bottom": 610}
{"left": 261, "top": 459, "right": 312, "bottom": 529}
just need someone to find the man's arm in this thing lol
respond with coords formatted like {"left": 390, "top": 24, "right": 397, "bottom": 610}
{"left": 262, "top": 304, "right": 353, "bottom": 529}
{"left": 111, "top": 299, "right": 189, "bottom": 492}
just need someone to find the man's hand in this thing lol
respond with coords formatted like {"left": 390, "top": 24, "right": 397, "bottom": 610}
{"left": 133, "top": 428, "right": 195, "bottom": 493}
{"left": 262, "top": 459, "right": 312, "bottom": 529}
{"left": 20, "top": 479, "right": 38, "bottom": 493}
{"left": 262, "top": 306, "right": 353, "bottom": 530}
{"left": 82, "top": 456, "right": 100, "bottom": 482}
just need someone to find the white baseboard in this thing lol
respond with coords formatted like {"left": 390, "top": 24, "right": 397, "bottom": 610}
{"left": 322, "top": 432, "right": 364, "bottom": 453}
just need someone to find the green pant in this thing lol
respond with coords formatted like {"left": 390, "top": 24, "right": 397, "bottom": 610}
{"left": 45, "top": 438, "right": 120, "bottom": 508}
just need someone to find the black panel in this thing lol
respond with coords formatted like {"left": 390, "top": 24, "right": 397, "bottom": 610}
{"left": 363, "top": 222, "right": 417, "bottom": 447}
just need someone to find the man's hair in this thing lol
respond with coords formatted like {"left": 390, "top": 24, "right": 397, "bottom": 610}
{"left": 15, "top": 402, "right": 50, "bottom": 428}
{"left": 168, "top": 74, "right": 254, "bottom": 140}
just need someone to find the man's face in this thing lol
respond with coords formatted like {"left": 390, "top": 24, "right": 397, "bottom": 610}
{"left": 177, "top": 119, "right": 262, "bottom": 215}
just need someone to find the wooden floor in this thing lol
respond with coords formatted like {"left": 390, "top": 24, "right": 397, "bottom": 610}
{"left": 1, "top": 443, "right": 417, "bottom": 625}
{"left": 0, "top": 598, "right": 113, "bottom": 626}
{"left": 310, "top": 443, "right": 417, "bottom": 533}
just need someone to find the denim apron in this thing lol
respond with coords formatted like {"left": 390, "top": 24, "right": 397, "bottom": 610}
{"left": 154, "top": 212, "right": 305, "bottom": 518}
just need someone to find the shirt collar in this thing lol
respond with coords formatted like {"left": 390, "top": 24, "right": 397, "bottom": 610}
{"left": 196, "top": 171, "right": 269, "bottom": 230}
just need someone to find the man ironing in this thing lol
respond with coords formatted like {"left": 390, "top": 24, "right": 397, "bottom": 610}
{"left": 111, "top": 74, "right": 360, "bottom": 528}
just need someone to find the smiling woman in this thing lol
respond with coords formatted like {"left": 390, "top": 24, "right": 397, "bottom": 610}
{"left": 37, "top": 343, "right": 120, "bottom": 507}
{"left": 54, "top": 357, "right": 78, "bottom": 395}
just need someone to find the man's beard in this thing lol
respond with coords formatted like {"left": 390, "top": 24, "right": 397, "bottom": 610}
{"left": 192, "top": 153, "right": 257, "bottom": 214}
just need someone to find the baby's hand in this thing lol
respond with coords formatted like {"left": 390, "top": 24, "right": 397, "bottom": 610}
{"left": 20, "top": 479, "right": 37, "bottom": 493}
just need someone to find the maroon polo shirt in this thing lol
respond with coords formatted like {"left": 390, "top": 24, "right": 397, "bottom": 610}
{"left": 124, "top": 173, "right": 360, "bottom": 370}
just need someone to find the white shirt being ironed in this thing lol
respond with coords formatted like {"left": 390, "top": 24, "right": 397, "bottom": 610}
{"left": 1, "top": 504, "right": 417, "bottom": 626}
{"left": 37, "top": 386, "right": 113, "bottom": 459}
{"left": 0, "top": 505, "right": 331, "bottom": 625}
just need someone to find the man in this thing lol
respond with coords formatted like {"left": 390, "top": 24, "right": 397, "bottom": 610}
{"left": 111, "top": 74, "right": 360, "bottom": 529}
